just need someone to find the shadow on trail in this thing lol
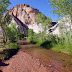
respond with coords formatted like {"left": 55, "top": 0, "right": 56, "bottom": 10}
{"left": 0, "top": 70, "right": 2, "bottom": 72}
{"left": 0, "top": 61, "right": 9, "bottom": 66}
{"left": 0, "top": 49, "right": 19, "bottom": 60}
{"left": 18, "top": 42, "right": 31, "bottom": 45}
{"left": 40, "top": 41, "right": 53, "bottom": 49}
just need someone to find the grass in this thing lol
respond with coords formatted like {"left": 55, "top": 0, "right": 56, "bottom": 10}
{"left": 52, "top": 44, "right": 72, "bottom": 55}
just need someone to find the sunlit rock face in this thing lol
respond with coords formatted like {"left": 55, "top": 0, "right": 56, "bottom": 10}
{"left": 27, "top": 23, "right": 43, "bottom": 33}
{"left": 51, "top": 15, "right": 72, "bottom": 36}
{"left": 8, "top": 4, "right": 40, "bottom": 24}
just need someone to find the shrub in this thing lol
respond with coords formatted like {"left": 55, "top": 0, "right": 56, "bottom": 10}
{"left": 27, "top": 29, "right": 58, "bottom": 46}
{"left": 5, "top": 26, "right": 16, "bottom": 42}
{"left": 36, "top": 13, "right": 52, "bottom": 33}
{"left": 43, "top": 17, "right": 52, "bottom": 28}
{"left": 27, "top": 28, "right": 72, "bottom": 55}
{"left": 6, "top": 42, "right": 19, "bottom": 50}
{"left": 17, "top": 32, "right": 24, "bottom": 40}
{"left": 27, "top": 29, "right": 35, "bottom": 43}
{"left": 5, "top": 23, "right": 24, "bottom": 42}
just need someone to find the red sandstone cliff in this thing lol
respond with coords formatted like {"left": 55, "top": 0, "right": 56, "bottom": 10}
{"left": 7, "top": 4, "right": 41, "bottom": 24}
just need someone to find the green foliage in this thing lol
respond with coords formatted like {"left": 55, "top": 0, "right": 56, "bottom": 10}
{"left": 27, "top": 29, "right": 72, "bottom": 55}
{"left": 6, "top": 42, "right": 19, "bottom": 50}
{"left": 17, "top": 32, "right": 24, "bottom": 40}
{"left": 0, "top": 53, "right": 9, "bottom": 60}
{"left": 36, "top": 13, "right": 52, "bottom": 26}
{"left": 36, "top": 13, "right": 46, "bottom": 24}
{"left": 5, "top": 15, "right": 12, "bottom": 24}
{"left": 0, "top": 0, "right": 11, "bottom": 43}
{"left": 0, "top": 42, "right": 19, "bottom": 60}
{"left": 43, "top": 17, "right": 52, "bottom": 28}
{"left": 5, "top": 23, "right": 24, "bottom": 42}
{"left": 27, "top": 29, "right": 57, "bottom": 45}
{"left": 52, "top": 39, "right": 72, "bottom": 55}
{"left": 47, "top": 0, "right": 72, "bottom": 55}
{"left": 48, "top": 0, "right": 72, "bottom": 22}
{"left": 43, "top": 17, "right": 52, "bottom": 25}
{"left": 36, "top": 13, "right": 52, "bottom": 33}
{"left": 0, "top": 0, "right": 11, "bottom": 22}
{"left": 27, "top": 29, "right": 35, "bottom": 43}
{"left": 5, "top": 24, "right": 17, "bottom": 42}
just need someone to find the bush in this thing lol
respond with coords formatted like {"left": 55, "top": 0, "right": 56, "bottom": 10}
{"left": 43, "top": 17, "right": 52, "bottom": 28}
{"left": 27, "top": 29, "right": 35, "bottom": 43}
{"left": 5, "top": 23, "right": 24, "bottom": 42}
{"left": 27, "top": 28, "right": 72, "bottom": 55}
{"left": 6, "top": 43, "right": 19, "bottom": 50}
{"left": 5, "top": 26, "right": 16, "bottom": 42}
{"left": 17, "top": 32, "right": 24, "bottom": 40}
{"left": 36, "top": 13, "right": 52, "bottom": 33}
{"left": 27, "top": 29, "right": 58, "bottom": 45}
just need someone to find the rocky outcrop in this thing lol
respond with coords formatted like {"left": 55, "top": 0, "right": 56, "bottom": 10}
{"left": 4, "top": 4, "right": 42, "bottom": 36}
{"left": 5, "top": 4, "right": 60, "bottom": 36}
{"left": 7, "top": 4, "right": 41, "bottom": 24}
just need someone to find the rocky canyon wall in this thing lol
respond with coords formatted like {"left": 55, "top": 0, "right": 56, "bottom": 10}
{"left": 7, "top": 4, "right": 41, "bottom": 24}
{"left": 5, "top": 4, "right": 45, "bottom": 34}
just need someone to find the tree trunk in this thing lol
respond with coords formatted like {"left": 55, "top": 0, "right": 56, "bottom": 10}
{"left": 1, "top": 25, "right": 7, "bottom": 43}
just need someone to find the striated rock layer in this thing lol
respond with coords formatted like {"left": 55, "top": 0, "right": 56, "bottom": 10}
{"left": 7, "top": 4, "right": 41, "bottom": 24}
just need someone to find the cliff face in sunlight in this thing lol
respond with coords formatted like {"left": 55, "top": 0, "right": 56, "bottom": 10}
{"left": 7, "top": 4, "right": 41, "bottom": 24}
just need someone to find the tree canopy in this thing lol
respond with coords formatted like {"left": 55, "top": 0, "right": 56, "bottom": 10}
{"left": 48, "top": 0, "right": 72, "bottom": 22}
{"left": 36, "top": 13, "right": 46, "bottom": 24}
{"left": 0, "top": 0, "right": 11, "bottom": 43}
{"left": 0, "top": 0, "right": 11, "bottom": 22}
{"left": 43, "top": 17, "right": 52, "bottom": 27}
{"left": 36, "top": 13, "right": 52, "bottom": 26}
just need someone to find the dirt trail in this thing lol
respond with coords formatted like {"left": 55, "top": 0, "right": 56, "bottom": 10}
{"left": 0, "top": 40, "right": 72, "bottom": 72}
{"left": 0, "top": 51, "right": 48, "bottom": 72}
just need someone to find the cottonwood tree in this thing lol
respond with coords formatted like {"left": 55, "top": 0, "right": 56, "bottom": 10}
{"left": 48, "top": 0, "right": 72, "bottom": 22}
{"left": 0, "top": 0, "right": 11, "bottom": 43}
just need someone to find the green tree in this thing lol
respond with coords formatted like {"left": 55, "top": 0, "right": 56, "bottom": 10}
{"left": 48, "top": 0, "right": 72, "bottom": 22}
{"left": 36, "top": 13, "right": 46, "bottom": 24}
{"left": 43, "top": 17, "right": 52, "bottom": 28}
{"left": 0, "top": 0, "right": 11, "bottom": 43}
{"left": 0, "top": 0, "right": 10, "bottom": 20}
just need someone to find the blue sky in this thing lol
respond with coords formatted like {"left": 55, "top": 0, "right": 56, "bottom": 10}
{"left": 8, "top": 0, "right": 59, "bottom": 21}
